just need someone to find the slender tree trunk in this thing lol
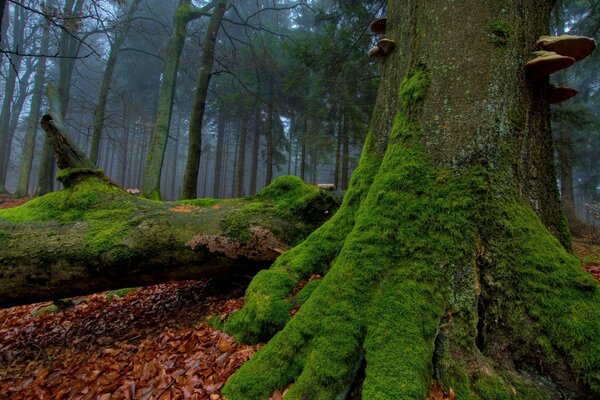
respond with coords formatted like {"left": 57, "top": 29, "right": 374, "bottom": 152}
{"left": 0, "top": 0, "right": 7, "bottom": 44}
{"left": 182, "top": 0, "right": 227, "bottom": 199}
{"left": 213, "top": 110, "right": 226, "bottom": 198}
{"left": 265, "top": 99, "right": 274, "bottom": 186}
{"left": 89, "top": 0, "right": 142, "bottom": 164}
{"left": 15, "top": 24, "right": 49, "bottom": 197}
{"left": 300, "top": 117, "right": 307, "bottom": 181}
{"left": 2, "top": 58, "right": 35, "bottom": 188}
{"left": 341, "top": 113, "right": 349, "bottom": 190}
{"left": 118, "top": 121, "right": 130, "bottom": 186}
{"left": 0, "top": 0, "right": 9, "bottom": 62}
{"left": 170, "top": 117, "right": 181, "bottom": 199}
{"left": 141, "top": 0, "right": 191, "bottom": 199}
{"left": 233, "top": 115, "right": 248, "bottom": 197}
{"left": 334, "top": 109, "right": 342, "bottom": 188}
{"left": 249, "top": 106, "right": 260, "bottom": 195}
{"left": 0, "top": 5, "right": 25, "bottom": 192}
{"left": 310, "top": 148, "right": 317, "bottom": 184}
{"left": 557, "top": 124, "right": 578, "bottom": 226}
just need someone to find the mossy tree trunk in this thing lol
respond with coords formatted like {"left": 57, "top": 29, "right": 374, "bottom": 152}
{"left": 141, "top": 0, "right": 222, "bottom": 200}
{"left": 221, "top": 1, "right": 600, "bottom": 399}
{"left": 181, "top": 0, "right": 227, "bottom": 199}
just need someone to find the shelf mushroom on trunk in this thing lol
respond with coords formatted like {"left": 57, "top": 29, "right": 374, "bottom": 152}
{"left": 549, "top": 86, "right": 578, "bottom": 104}
{"left": 537, "top": 34, "right": 596, "bottom": 61}
{"left": 368, "top": 38, "right": 397, "bottom": 63}
{"left": 369, "top": 17, "right": 387, "bottom": 35}
{"left": 524, "top": 34, "right": 596, "bottom": 104}
{"left": 524, "top": 51, "right": 575, "bottom": 78}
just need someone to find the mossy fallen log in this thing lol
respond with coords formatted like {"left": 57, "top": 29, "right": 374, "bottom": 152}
{"left": 0, "top": 172, "right": 338, "bottom": 307}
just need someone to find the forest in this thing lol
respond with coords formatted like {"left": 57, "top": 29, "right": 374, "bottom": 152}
{"left": 0, "top": 0, "right": 600, "bottom": 399}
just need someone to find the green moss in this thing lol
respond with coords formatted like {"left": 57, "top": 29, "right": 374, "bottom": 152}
{"left": 399, "top": 66, "right": 431, "bottom": 108}
{"left": 582, "top": 255, "right": 600, "bottom": 265}
{"left": 180, "top": 197, "right": 220, "bottom": 208}
{"left": 32, "top": 304, "right": 58, "bottom": 317}
{"left": 558, "top": 214, "right": 572, "bottom": 249}
{"left": 224, "top": 136, "right": 382, "bottom": 344}
{"left": 489, "top": 20, "right": 513, "bottom": 47}
{"left": 481, "top": 198, "right": 600, "bottom": 393}
{"left": 106, "top": 287, "right": 138, "bottom": 302}
{"left": 0, "top": 176, "right": 145, "bottom": 257}
{"left": 222, "top": 176, "right": 339, "bottom": 244}
{"left": 224, "top": 70, "right": 483, "bottom": 399}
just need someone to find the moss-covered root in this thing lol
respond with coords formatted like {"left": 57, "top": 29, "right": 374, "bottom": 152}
{"left": 482, "top": 200, "right": 600, "bottom": 395}
{"left": 222, "top": 258, "right": 450, "bottom": 400}
{"left": 362, "top": 265, "right": 446, "bottom": 399}
{"left": 224, "top": 138, "right": 383, "bottom": 344}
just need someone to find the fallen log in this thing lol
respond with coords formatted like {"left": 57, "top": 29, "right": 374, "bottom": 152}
{"left": 0, "top": 112, "right": 339, "bottom": 308}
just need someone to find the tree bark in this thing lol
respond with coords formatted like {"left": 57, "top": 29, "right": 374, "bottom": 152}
{"left": 89, "top": 0, "right": 142, "bottom": 164}
{"left": 213, "top": 109, "right": 226, "bottom": 197}
{"left": 265, "top": 98, "right": 274, "bottom": 186}
{"left": 0, "top": 0, "right": 7, "bottom": 45}
{"left": 249, "top": 106, "right": 260, "bottom": 194}
{"left": 233, "top": 115, "right": 248, "bottom": 198}
{"left": 15, "top": 24, "right": 49, "bottom": 197}
{"left": 341, "top": 113, "right": 349, "bottom": 190}
{"left": 141, "top": 0, "right": 191, "bottom": 200}
{"left": 222, "top": 1, "right": 600, "bottom": 399}
{"left": 0, "top": 5, "right": 25, "bottom": 192}
{"left": 182, "top": 0, "right": 227, "bottom": 199}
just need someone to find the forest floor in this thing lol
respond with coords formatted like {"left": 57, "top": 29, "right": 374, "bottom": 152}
{"left": 0, "top": 196, "right": 599, "bottom": 400}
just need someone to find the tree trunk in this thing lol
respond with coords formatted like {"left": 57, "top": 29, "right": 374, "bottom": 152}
{"left": 249, "top": 106, "right": 261, "bottom": 195}
{"left": 300, "top": 117, "right": 307, "bottom": 181}
{"left": 141, "top": 0, "right": 191, "bottom": 200}
{"left": 89, "top": 0, "right": 142, "bottom": 164}
{"left": 341, "top": 113, "right": 349, "bottom": 190}
{"left": 233, "top": 115, "right": 248, "bottom": 198}
{"left": 182, "top": 0, "right": 227, "bottom": 199}
{"left": 0, "top": 5, "right": 25, "bottom": 192}
{"left": 334, "top": 108, "right": 342, "bottom": 189}
{"left": 15, "top": 23, "right": 50, "bottom": 197}
{"left": 265, "top": 100, "right": 274, "bottom": 186}
{"left": 3, "top": 57, "right": 36, "bottom": 184}
{"left": 0, "top": 0, "right": 7, "bottom": 46}
{"left": 213, "top": 109, "right": 226, "bottom": 198}
{"left": 222, "top": 1, "right": 600, "bottom": 399}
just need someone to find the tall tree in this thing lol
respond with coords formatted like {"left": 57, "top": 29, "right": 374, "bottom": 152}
{"left": 14, "top": 20, "right": 50, "bottom": 197}
{"left": 89, "top": 0, "right": 142, "bottom": 164}
{"left": 0, "top": 4, "right": 26, "bottom": 192}
{"left": 222, "top": 1, "right": 600, "bottom": 398}
{"left": 182, "top": 0, "right": 227, "bottom": 199}
{"left": 141, "top": 0, "right": 218, "bottom": 200}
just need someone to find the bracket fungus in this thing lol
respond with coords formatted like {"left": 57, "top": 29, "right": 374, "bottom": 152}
{"left": 368, "top": 46, "right": 386, "bottom": 63}
{"left": 524, "top": 51, "right": 575, "bottom": 79}
{"left": 370, "top": 17, "right": 387, "bottom": 35}
{"left": 549, "top": 86, "right": 578, "bottom": 104}
{"left": 377, "top": 38, "right": 396, "bottom": 55}
{"left": 537, "top": 35, "right": 596, "bottom": 61}
{"left": 368, "top": 38, "right": 396, "bottom": 63}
